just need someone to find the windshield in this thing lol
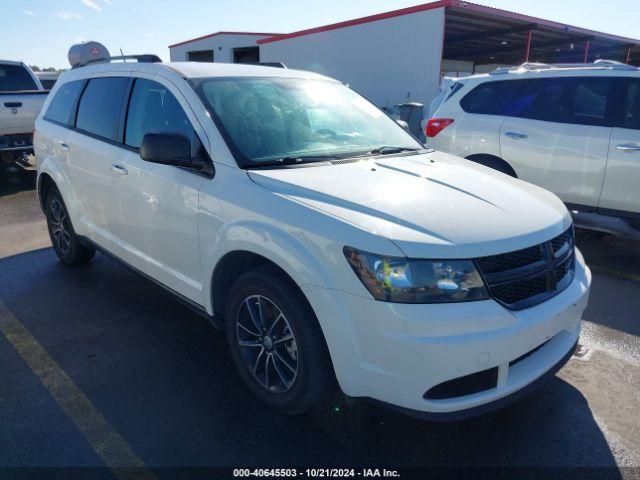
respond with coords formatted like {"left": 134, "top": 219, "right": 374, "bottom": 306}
{"left": 190, "top": 77, "right": 422, "bottom": 167}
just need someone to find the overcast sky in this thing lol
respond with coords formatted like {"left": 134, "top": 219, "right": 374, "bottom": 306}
{"left": 2, "top": 0, "right": 639, "bottom": 69}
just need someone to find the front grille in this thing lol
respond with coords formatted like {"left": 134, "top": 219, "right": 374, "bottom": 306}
{"left": 476, "top": 244, "right": 544, "bottom": 274}
{"left": 476, "top": 227, "right": 575, "bottom": 310}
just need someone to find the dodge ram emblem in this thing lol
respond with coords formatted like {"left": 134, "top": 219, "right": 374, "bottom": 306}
{"left": 10, "top": 107, "right": 18, "bottom": 115}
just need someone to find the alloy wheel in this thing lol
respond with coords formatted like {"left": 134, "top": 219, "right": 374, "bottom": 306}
{"left": 49, "top": 198, "right": 71, "bottom": 255}
{"left": 235, "top": 295, "right": 299, "bottom": 393}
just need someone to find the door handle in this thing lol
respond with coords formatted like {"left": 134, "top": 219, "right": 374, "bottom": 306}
{"left": 110, "top": 164, "right": 128, "bottom": 175}
{"left": 616, "top": 143, "right": 640, "bottom": 152}
{"left": 57, "top": 141, "right": 70, "bottom": 151}
{"left": 504, "top": 131, "right": 528, "bottom": 139}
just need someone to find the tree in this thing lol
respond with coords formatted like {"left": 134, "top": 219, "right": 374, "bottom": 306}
{"left": 30, "top": 65, "right": 41, "bottom": 72}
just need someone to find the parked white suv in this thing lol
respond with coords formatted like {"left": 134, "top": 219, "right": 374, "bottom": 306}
{"left": 35, "top": 59, "right": 591, "bottom": 419}
{"left": 427, "top": 61, "right": 640, "bottom": 239}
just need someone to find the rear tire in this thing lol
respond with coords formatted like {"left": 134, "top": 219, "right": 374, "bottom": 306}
{"left": 45, "top": 187, "right": 95, "bottom": 265}
{"left": 224, "top": 264, "right": 334, "bottom": 415}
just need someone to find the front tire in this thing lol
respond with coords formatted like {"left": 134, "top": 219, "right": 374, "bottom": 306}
{"left": 45, "top": 188, "right": 95, "bottom": 265}
{"left": 225, "top": 265, "right": 333, "bottom": 415}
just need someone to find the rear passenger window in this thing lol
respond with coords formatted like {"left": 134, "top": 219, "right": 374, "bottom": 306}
{"left": 125, "top": 78, "right": 195, "bottom": 149}
{"left": 76, "top": 77, "right": 128, "bottom": 140}
{"left": 522, "top": 77, "right": 613, "bottom": 126}
{"left": 44, "top": 80, "right": 85, "bottom": 126}
{"left": 620, "top": 80, "right": 640, "bottom": 130}
{"left": 460, "top": 80, "right": 535, "bottom": 116}
{"left": 0, "top": 64, "right": 38, "bottom": 92}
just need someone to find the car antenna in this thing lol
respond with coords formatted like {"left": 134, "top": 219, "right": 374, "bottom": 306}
{"left": 120, "top": 48, "right": 126, "bottom": 63}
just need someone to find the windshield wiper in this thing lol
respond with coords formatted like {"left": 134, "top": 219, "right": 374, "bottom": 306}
{"left": 368, "top": 146, "right": 423, "bottom": 156}
{"left": 244, "top": 155, "right": 337, "bottom": 169}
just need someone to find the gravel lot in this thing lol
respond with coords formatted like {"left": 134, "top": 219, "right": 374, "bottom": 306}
{"left": 0, "top": 163, "right": 638, "bottom": 479}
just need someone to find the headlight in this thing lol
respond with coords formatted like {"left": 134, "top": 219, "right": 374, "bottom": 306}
{"left": 343, "top": 247, "right": 489, "bottom": 304}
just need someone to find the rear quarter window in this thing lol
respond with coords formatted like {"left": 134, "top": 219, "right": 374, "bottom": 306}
{"left": 44, "top": 80, "right": 85, "bottom": 126}
{"left": 460, "top": 79, "right": 535, "bottom": 116}
{"left": 76, "top": 77, "right": 129, "bottom": 141}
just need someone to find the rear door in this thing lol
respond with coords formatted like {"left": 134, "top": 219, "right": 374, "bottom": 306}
{"left": 499, "top": 76, "right": 613, "bottom": 208}
{"left": 599, "top": 77, "right": 640, "bottom": 215}
{"left": 38, "top": 79, "right": 86, "bottom": 191}
{"left": 116, "top": 75, "right": 206, "bottom": 302}
{"left": 65, "top": 75, "right": 131, "bottom": 248}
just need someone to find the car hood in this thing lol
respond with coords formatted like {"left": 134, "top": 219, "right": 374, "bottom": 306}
{"left": 247, "top": 150, "right": 572, "bottom": 258}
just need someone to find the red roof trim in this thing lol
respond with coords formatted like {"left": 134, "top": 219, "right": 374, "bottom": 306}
{"left": 257, "top": 0, "right": 452, "bottom": 44}
{"left": 169, "top": 31, "right": 282, "bottom": 49}
{"left": 257, "top": 0, "right": 640, "bottom": 46}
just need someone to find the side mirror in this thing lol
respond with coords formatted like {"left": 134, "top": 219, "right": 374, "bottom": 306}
{"left": 140, "top": 133, "right": 206, "bottom": 170}
{"left": 396, "top": 119, "right": 410, "bottom": 130}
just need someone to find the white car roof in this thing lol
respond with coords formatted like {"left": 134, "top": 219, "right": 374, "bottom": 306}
{"left": 460, "top": 61, "right": 640, "bottom": 83}
{"left": 59, "top": 60, "right": 336, "bottom": 83}
{"left": 166, "top": 62, "right": 333, "bottom": 80}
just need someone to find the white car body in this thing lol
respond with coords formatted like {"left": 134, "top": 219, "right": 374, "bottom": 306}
{"left": 35, "top": 61, "right": 590, "bottom": 418}
{"left": 427, "top": 62, "right": 640, "bottom": 239}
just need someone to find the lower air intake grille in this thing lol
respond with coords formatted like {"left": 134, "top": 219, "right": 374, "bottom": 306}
{"left": 476, "top": 227, "right": 575, "bottom": 310}
{"left": 424, "top": 367, "right": 499, "bottom": 400}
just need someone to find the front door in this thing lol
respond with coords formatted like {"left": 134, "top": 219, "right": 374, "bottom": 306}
{"left": 117, "top": 76, "right": 207, "bottom": 302}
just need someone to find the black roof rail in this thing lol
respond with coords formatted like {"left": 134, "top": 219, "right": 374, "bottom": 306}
{"left": 490, "top": 59, "right": 638, "bottom": 75}
{"left": 73, "top": 54, "right": 162, "bottom": 69}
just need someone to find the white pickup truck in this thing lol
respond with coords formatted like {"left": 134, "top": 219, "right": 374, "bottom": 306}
{"left": 1, "top": 60, "right": 48, "bottom": 168}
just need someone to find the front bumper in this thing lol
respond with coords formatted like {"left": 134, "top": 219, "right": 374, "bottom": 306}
{"left": 302, "top": 249, "right": 591, "bottom": 417}
{"left": 364, "top": 338, "right": 578, "bottom": 421}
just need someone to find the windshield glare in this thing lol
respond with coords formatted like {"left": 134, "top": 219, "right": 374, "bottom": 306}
{"left": 191, "top": 77, "right": 422, "bottom": 166}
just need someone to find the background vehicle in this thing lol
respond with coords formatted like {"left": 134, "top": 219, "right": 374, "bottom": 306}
{"left": 35, "top": 47, "right": 590, "bottom": 419}
{"left": 427, "top": 61, "right": 640, "bottom": 240}
{"left": 0, "top": 60, "right": 47, "bottom": 169}
{"left": 36, "top": 71, "right": 60, "bottom": 90}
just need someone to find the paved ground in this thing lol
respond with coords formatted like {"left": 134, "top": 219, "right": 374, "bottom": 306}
{"left": 0, "top": 163, "right": 638, "bottom": 478}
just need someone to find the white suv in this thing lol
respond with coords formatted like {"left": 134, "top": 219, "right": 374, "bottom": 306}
{"left": 35, "top": 59, "right": 590, "bottom": 419}
{"left": 427, "top": 61, "right": 640, "bottom": 239}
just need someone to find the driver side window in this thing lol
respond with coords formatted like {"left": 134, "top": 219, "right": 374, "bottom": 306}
{"left": 125, "top": 78, "right": 195, "bottom": 149}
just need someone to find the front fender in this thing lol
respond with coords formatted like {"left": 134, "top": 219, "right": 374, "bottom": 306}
{"left": 200, "top": 219, "right": 335, "bottom": 314}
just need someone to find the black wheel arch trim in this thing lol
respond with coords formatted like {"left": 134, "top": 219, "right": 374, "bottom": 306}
{"left": 465, "top": 154, "right": 518, "bottom": 178}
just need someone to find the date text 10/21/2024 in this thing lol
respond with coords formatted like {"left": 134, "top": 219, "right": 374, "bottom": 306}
{"left": 232, "top": 469, "right": 401, "bottom": 478}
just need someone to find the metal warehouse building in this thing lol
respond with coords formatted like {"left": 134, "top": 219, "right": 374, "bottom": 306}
{"left": 169, "top": 1, "right": 640, "bottom": 111}
{"left": 169, "top": 31, "right": 280, "bottom": 64}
